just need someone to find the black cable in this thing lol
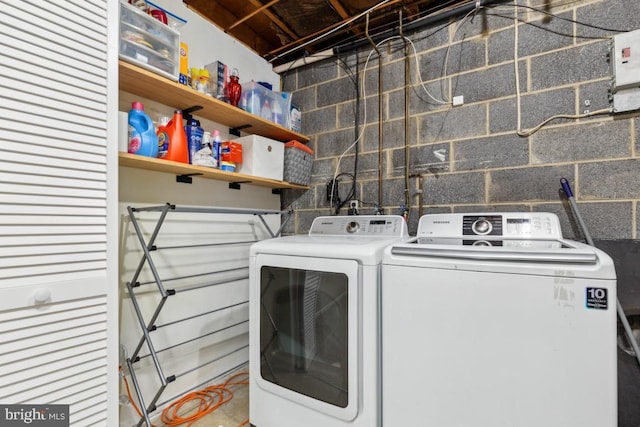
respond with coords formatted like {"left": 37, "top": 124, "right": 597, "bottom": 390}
{"left": 508, "top": 3, "right": 630, "bottom": 33}
{"left": 327, "top": 173, "right": 356, "bottom": 214}
{"left": 353, "top": 52, "right": 360, "bottom": 186}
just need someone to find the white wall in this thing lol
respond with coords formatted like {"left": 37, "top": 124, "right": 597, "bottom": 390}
{"left": 118, "top": 3, "right": 283, "bottom": 424}
{"left": 149, "top": 0, "right": 279, "bottom": 89}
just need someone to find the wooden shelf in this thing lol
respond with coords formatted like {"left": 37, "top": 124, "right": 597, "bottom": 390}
{"left": 119, "top": 60, "right": 309, "bottom": 143}
{"left": 119, "top": 152, "right": 310, "bottom": 190}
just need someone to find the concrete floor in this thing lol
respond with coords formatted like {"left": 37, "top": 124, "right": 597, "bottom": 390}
{"left": 188, "top": 381, "right": 249, "bottom": 427}
{"left": 124, "top": 371, "right": 250, "bottom": 427}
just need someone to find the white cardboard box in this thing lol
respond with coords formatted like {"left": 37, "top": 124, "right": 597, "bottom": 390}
{"left": 232, "top": 135, "right": 284, "bottom": 181}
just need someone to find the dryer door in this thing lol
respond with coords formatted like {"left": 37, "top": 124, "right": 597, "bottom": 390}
{"left": 251, "top": 254, "right": 359, "bottom": 421}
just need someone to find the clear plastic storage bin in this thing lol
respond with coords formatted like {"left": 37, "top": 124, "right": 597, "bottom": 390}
{"left": 119, "top": 0, "right": 180, "bottom": 81}
{"left": 240, "top": 81, "right": 291, "bottom": 128}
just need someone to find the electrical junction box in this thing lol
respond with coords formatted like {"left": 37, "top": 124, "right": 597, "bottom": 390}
{"left": 610, "top": 29, "right": 640, "bottom": 113}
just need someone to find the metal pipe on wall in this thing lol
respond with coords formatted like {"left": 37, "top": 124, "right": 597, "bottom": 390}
{"left": 333, "top": 0, "right": 509, "bottom": 56}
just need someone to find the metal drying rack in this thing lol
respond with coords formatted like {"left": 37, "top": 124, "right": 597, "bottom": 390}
{"left": 123, "top": 203, "right": 291, "bottom": 427}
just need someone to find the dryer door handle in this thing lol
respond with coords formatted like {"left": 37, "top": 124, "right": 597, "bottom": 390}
{"left": 389, "top": 245, "right": 598, "bottom": 264}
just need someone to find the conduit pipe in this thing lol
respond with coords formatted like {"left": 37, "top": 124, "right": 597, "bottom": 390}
{"left": 273, "top": 0, "right": 509, "bottom": 73}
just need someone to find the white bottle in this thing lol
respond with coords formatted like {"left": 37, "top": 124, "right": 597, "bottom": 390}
{"left": 260, "top": 100, "right": 271, "bottom": 121}
{"left": 211, "top": 130, "right": 222, "bottom": 168}
{"left": 271, "top": 100, "right": 283, "bottom": 126}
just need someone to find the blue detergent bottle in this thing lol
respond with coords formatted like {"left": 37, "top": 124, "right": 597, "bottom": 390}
{"left": 128, "top": 101, "right": 158, "bottom": 157}
{"left": 185, "top": 118, "right": 204, "bottom": 164}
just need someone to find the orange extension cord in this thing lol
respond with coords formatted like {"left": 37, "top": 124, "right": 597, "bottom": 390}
{"left": 120, "top": 366, "right": 249, "bottom": 427}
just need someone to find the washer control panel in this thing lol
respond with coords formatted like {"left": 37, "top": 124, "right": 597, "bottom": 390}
{"left": 309, "top": 215, "right": 408, "bottom": 237}
{"left": 417, "top": 212, "right": 563, "bottom": 240}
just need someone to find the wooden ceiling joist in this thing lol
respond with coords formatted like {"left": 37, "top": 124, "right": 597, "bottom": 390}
{"left": 226, "top": 0, "right": 283, "bottom": 32}
{"left": 246, "top": 0, "right": 299, "bottom": 43}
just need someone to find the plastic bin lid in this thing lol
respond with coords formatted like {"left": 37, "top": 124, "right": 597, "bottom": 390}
{"left": 285, "top": 140, "right": 314, "bottom": 155}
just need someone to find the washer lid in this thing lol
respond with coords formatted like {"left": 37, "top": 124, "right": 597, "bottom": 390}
{"left": 390, "top": 238, "right": 598, "bottom": 264}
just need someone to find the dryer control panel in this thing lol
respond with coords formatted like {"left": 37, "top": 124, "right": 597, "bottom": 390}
{"left": 417, "top": 212, "right": 563, "bottom": 240}
{"left": 309, "top": 215, "right": 409, "bottom": 237}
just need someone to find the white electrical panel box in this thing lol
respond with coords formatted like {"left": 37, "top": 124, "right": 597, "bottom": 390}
{"left": 611, "top": 29, "right": 640, "bottom": 113}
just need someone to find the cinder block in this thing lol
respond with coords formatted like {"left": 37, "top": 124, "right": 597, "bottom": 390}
{"left": 282, "top": 72, "right": 297, "bottom": 92}
{"left": 535, "top": 202, "right": 632, "bottom": 240}
{"left": 317, "top": 77, "right": 357, "bottom": 107}
{"left": 418, "top": 46, "right": 449, "bottom": 82}
{"left": 291, "top": 86, "right": 315, "bottom": 112}
{"left": 488, "top": 28, "right": 514, "bottom": 66}
{"left": 408, "top": 142, "right": 451, "bottom": 174}
{"left": 530, "top": 41, "right": 610, "bottom": 91}
{"left": 419, "top": 104, "right": 486, "bottom": 143}
{"left": 489, "top": 97, "right": 517, "bottom": 134}
{"left": 408, "top": 79, "right": 450, "bottom": 114}
{"left": 298, "top": 60, "right": 338, "bottom": 88}
{"left": 517, "top": 11, "right": 574, "bottom": 57}
{"left": 355, "top": 152, "right": 384, "bottom": 180}
{"left": 579, "top": 159, "right": 640, "bottom": 199}
{"left": 636, "top": 117, "right": 640, "bottom": 154}
{"left": 380, "top": 118, "right": 410, "bottom": 150}
{"left": 488, "top": 165, "right": 574, "bottom": 202}
{"left": 453, "top": 62, "right": 525, "bottom": 104}
{"left": 453, "top": 134, "right": 529, "bottom": 171}
{"left": 518, "top": 87, "right": 575, "bottom": 130}
{"left": 442, "top": 38, "right": 487, "bottom": 75}
{"left": 316, "top": 129, "right": 354, "bottom": 158}
{"left": 531, "top": 119, "right": 630, "bottom": 164}
{"left": 576, "top": 0, "right": 640, "bottom": 39}
{"left": 382, "top": 178, "right": 410, "bottom": 206}
{"left": 303, "top": 106, "right": 337, "bottom": 135}
{"left": 308, "top": 157, "right": 336, "bottom": 183}
{"left": 453, "top": 8, "right": 515, "bottom": 41}
{"left": 382, "top": 60, "right": 408, "bottom": 92}
{"left": 579, "top": 79, "right": 612, "bottom": 113}
{"left": 411, "top": 23, "right": 450, "bottom": 53}
{"left": 423, "top": 171, "right": 486, "bottom": 205}
{"left": 338, "top": 96, "right": 378, "bottom": 127}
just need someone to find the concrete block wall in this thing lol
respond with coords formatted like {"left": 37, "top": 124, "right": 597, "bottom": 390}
{"left": 281, "top": 0, "right": 640, "bottom": 238}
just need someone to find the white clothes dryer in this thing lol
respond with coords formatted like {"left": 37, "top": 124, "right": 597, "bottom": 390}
{"left": 381, "top": 212, "right": 617, "bottom": 427}
{"left": 249, "top": 215, "right": 409, "bottom": 427}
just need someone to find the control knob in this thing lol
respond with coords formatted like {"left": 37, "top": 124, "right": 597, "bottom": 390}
{"left": 472, "top": 219, "right": 492, "bottom": 235}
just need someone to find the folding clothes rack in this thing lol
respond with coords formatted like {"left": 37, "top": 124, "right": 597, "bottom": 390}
{"left": 124, "top": 203, "right": 291, "bottom": 427}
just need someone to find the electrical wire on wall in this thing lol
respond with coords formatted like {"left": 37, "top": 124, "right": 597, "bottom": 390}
{"left": 311, "top": 0, "right": 633, "bottom": 216}
{"left": 507, "top": 0, "right": 627, "bottom": 136}
{"left": 326, "top": 51, "right": 361, "bottom": 215}
{"left": 329, "top": 32, "right": 453, "bottom": 215}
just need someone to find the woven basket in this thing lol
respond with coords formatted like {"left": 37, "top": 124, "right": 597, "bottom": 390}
{"left": 283, "top": 140, "right": 314, "bottom": 186}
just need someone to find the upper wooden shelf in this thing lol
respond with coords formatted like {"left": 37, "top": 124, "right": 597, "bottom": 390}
{"left": 119, "top": 152, "right": 310, "bottom": 190}
{"left": 118, "top": 60, "right": 309, "bottom": 143}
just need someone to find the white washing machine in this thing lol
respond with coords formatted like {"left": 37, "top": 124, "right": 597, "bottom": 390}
{"left": 249, "top": 215, "right": 409, "bottom": 427}
{"left": 381, "top": 212, "right": 617, "bottom": 427}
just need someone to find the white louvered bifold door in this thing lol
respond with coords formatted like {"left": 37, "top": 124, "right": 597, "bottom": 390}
{"left": 0, "top": 0, "right": 118, "bottom": 426}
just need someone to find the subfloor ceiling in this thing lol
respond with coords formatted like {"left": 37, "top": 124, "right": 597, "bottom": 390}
{"left": 183, "top": 0, "right": 475, "bottom": 66}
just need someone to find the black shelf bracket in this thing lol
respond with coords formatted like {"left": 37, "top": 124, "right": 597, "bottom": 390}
{"left": 272, "top": 188, "right": 282, "bottom": 195}
{"left": 229, "top": 181, "right": 251, "bottom": 190}
{"left": 182, "top": 105, "right": 203, "bottom": 121}
{"left": 176, "top": 173, "right": 202, "bottom": 184}
{"left": 229, "top": 124, "right": 252, "bottom": 137}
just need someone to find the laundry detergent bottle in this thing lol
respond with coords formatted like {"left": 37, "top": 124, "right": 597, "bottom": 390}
{"left": 127, "top": 101, "right": 158, "bottom": 157}
{"left": 163, "top": 110, "right": 189, "bottom": 163}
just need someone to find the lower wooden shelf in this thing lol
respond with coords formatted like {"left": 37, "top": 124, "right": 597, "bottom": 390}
{"left": 118, "top": 152, "right": 310, "bottom": 190}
